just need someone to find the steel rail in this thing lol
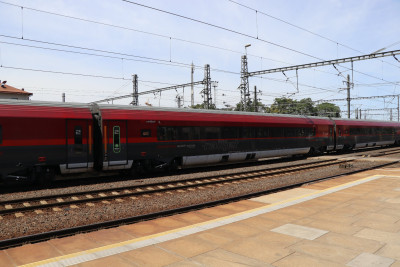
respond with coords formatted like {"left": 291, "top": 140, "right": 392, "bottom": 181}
{"left": 0, "top": 160, "right": 397, "bottom": 249}
{"left": 0, "top": 159, "right": 342, "bottom": 215}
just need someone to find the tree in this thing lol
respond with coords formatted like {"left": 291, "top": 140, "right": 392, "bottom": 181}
{"left": 269, "top": 98, "right": 297, "bottom": 114}
{"left": 297, "top": 98, "right": 317, "bottom": 116}
{"left": 190, "top": 103, "right": 217, "bottom": 110}
{"left": 316, "top": 102, "right": 341, "bottom": 117}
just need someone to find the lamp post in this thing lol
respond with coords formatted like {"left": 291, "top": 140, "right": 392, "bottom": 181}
{"left": 244, "top": 44, "right": 251, "bottom": 55}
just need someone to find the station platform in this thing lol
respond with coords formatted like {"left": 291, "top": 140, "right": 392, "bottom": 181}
{"left": 2, "top": 168, "right": 400, "bottom": 267}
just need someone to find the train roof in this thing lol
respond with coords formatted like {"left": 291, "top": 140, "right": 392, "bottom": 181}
{"left": 0, "top": 99, "right": 92, "bottom": 119}
{"left": 97, "top": 103, "right": 333, "bottom": 125}
{"left": 1, "top": 99, "right": 399, "bottom": 126}
{"left": 332, "top": 117, "right": 400, "bottom": 127}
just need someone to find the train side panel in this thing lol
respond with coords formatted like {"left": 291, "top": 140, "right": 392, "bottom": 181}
{"left": 98, "top": 106, "right": 334, "bottom": 170}
{"left": 0, "top": 101, "right": 94, "bottom": 182}
{"left": 334, "top": 119, "right": 399, "bottom": 149}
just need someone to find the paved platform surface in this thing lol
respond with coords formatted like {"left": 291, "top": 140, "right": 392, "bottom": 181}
{"left": 2, "top": 168, "right": 400, "bottom": 267}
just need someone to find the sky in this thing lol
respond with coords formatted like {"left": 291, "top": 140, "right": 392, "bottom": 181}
{"left": 0, "top": 0, "right": 399, "bottom": 120}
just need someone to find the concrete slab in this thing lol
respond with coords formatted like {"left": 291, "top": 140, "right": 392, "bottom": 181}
{"left": 84, "top": 227, "right": 136, "bottom": 246}
{"left": 354, "top": 228, "right": 400, "bottom": 245}
{"left": 251, "top": 230, "right": 301, "bottom": 248}
{"left": 78, "top": 255, "right": 133, "bottom": 267}
{"left": 210, "top": 221, "right": 263, "bottom": 239}
{"left": 49, "top": 235, "right": 100, "bottom": 254}
{"left": 376, "top": 243, "right": 400, "bottom": 261}
{"left": 273, "top": 252, "right": 343, "bottom": 267}
{"left": 295, "top": 217, "right": 363, "bottom": 235}
{"left": 151, "top": 216, "right": 189, "bottom": 230}
{"left": 0, "top": 251, "right": 14, "bottom": 267}
{"left": 316, "top": 232, "right": 384, "bottom": 254}
{"left": 197, "top": 205, "right": 240, "bottom": 218}
{"left": 347, "top": 252, "right": 395, "bottom": 267}
{"left": 251, "top": 188, "right": 318, "bottom": 204}
{"left": 164, "top": 259, "right": 205, "bottom": 267}
{"left": 222, "top": 236, "right": 292, "bottom": 264}
{"left": 158, "top": 235, "right": 218, "bottom": 258}
{"left": 271, "top": 223, "right": 328, "bottom": 240}
{"left": 352, "top": 218, "right": 400, "bottom": 233}
{"left": 119, "top": 245, "right": 183, "bottom": 267}
{"left": 236, "top": 216, "right": 281, "bottom": 231}
{"left": 169, "top": 211, "right": 213, "bottom": 224}
{"left": 288, "top": 240, "right": 360, "bottom": 264}
{"left": 190, "top": 248, "right": 270, "bottom": 267}
{"left": 118, "top": 220, "right": 170, "bottom": 237}
{"left": 5, "top": 242, "right": 62, "bottom": 266}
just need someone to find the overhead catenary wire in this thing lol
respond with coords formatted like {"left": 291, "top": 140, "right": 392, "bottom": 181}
{"left": 0, "top": 1, "right": 287, "bottom": 66}
{"left": 0, "top": 2, "right": 366, "bottom": 82}
{"left": 121, "top": 0, "right": 323, "bottom": 61}
{"left": 1, "top": 0, "right": 398, "bottom": 116}
{"left": 227, "top": 0, "right": 400, "bottom": 71}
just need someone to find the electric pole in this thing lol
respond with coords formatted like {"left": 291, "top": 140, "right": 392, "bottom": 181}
{"left": 240, "top": 55, "right": 250, "bottom": 111}
{"left": 191, "top": 63, "right": 194, "bottom": 107}
{"left": 397, "top": 95, "right": 400, "bottom": 121}
{"left": 132, "top": 74, "right": 138, "bottom": 106}
{"left": 177, "top": 95, "right": 182, "bottom": 108}
{"left": 346, "top": 74, "right": 351, "bottom": 119}
{"left": 203, "top": 64, "right": 212, "bottom": 109}
{"left": 212, "top": 81, "right": 218, "bottom": 108}
{"left": 254, "top": 85, "right": 257, "bottom": 112}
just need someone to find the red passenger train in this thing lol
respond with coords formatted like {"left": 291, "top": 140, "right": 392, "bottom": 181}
{"left": 0, "top": 99, "right": 399, "bottom": 183}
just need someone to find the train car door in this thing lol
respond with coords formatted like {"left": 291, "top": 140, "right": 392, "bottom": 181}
{"left": 329, "top": 125, "right": 334, "bottom": 147}
{"left": 104, "top": 120, "right": 128, "bottom": 167}
{"left": 66, "top": 119, "right": 89, "bottom": 169}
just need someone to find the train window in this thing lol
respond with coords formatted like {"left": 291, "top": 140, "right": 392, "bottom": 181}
{"left": 158, "top": 127, "right": 166, "bottom": 141}
{"left": 284, "top": 127, "right": 295, "bottom": 137}
{"left": 270, "top": 127, "right": 283, "bottom": 138}
{"left": 242, "top": 127, "right": 255, "bottom": 138}
{"left": 73, "top": 126, "right": 83, "bottom": 153}
{"left": 74, "top": 126, "right": 83, "bottom": 145}
{"left": 222, "top": 127, "right": 238, "bottom": 139}
{"left": 113, "top": 126, "right": 121, "bottom": 153}
{"left": 0, "top": 125, "right": 2, "bottom": 144}
{"left": 179, "top": 127, "right": 192, "bottom": 140}
{"left": 204, "top": 127, "right": 220, "bottom": 139}
{"left": 141, "top": 129, "right": 151, "bottom": 137}
{"left": 258, "top": 127, "right": 269, "bottom": 138}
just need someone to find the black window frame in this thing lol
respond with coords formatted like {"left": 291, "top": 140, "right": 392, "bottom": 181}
{"left": 113, "top": 126, "right": 121, "bottom": 153}
{"left": 74, "top": 126, "right": 83, "bottom": 145}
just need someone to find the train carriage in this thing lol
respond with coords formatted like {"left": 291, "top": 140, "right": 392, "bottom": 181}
{"left": 0, "top": 100, "right": 95, "bottom": 182}
{"left": 97, "top": 105, "right": 335, "bottom": 171}
{"left": 333, "top": 118, "right": 400, "bottom": 150}
{"left": 2, "top": 99, "right": 400, "bottom": 184}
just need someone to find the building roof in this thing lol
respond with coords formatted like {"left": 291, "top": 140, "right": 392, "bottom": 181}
{"left": 0, "top": 83, "right": 33, "bottom": 95}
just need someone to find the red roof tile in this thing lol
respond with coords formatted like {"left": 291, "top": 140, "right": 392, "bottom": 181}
{"left": 0, "top": 84, "right": 33, "bottom": 95}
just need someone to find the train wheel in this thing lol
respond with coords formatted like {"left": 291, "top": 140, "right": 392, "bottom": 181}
{"left": 35, "top": 167, "right": 55, "bottom": 186}
{"left": 308, "top": 147, "right": 316, "bottom": 156}
{"left": 168, "top": 158, "right": 181, "bottom": 171}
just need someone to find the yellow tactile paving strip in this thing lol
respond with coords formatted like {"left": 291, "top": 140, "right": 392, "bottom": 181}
{"left": 4, "top": 173, "right": 398, "bottom": 267}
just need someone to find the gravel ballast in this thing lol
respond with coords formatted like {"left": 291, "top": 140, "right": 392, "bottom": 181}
{"left": 0, "top": 158, "right": 393, "bottom": 241}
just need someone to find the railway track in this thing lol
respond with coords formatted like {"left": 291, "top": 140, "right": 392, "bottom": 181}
{"left": 0, "top": 158, "right": 347, "bottom": 218}
{"left": 0, "top": 158, "right": 398, "bottom": 250}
